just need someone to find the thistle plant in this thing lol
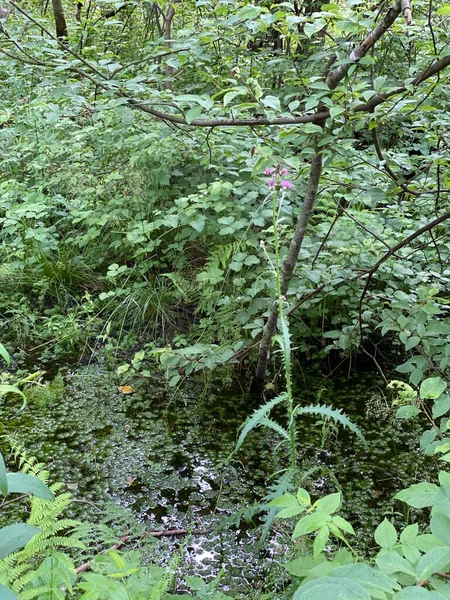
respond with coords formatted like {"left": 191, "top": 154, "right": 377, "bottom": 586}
{"left": 233, "top": 167, "right": 366, "bottom": 482}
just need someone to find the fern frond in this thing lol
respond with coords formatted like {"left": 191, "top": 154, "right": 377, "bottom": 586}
{"left": 234, "top": 393, "right": 287, "bottom": 453}
{"left": 294, "top": 404, "right": 367, "bottom": 447}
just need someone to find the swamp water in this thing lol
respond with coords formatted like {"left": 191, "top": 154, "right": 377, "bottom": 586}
{"left": 0, "top": 365, "right": 437, "bottom": 593}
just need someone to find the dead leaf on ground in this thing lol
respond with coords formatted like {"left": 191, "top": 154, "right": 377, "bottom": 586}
{"left": 118, "top": 385, "right": 133, "bottom": 394}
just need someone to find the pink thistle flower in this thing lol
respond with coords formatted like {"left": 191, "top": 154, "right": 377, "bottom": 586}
{"left": 268, "top": 178, "right": 276, "bottom": 188}
{"left": 264, "top": 167, "right": 273, "bottom": 175}
{"left": 280, "top": 179, "right": 293, "bottom": 189}
{"left": 280, "top": 168, "right": 288, "bottom": 175}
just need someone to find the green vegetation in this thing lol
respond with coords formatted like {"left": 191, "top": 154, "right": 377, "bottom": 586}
{"left": 0, "top": 0, "right": 450, "bottom": 596}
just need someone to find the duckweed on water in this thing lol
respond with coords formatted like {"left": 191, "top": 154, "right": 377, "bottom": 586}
{"left": 0, "top": 365, "right": 439, "bottom": 593}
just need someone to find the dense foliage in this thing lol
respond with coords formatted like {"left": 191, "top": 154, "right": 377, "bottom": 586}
{"left": 1, "top": 0, "right": 450, "bottom": 596}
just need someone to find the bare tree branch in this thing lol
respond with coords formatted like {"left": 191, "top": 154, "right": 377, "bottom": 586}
{"left": 326, "top": 0, "right": 402, "bottom": 90}
{"left": 6, "top": 1, "right": 448, "bottom": 130}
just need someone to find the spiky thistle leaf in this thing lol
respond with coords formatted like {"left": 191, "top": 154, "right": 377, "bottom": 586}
{"left": 233, "top": 393, "right": 287, "bottom": 454}
{"left": 294, "top": 404, "right": 367, "bottom": 447}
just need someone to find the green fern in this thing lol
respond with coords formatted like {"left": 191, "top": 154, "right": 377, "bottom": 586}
{"left": 19, "top": 553, "right": 76, "bottom": 600}
{"left": 0, "top": 443, "right": 83, "bottom": 596}
{"left": 294, "top": 404, "right": 367, "bottom": 447}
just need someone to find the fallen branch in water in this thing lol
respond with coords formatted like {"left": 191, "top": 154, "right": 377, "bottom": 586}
{"left": 74, "top": 529, "right": 210, "bottom": 574}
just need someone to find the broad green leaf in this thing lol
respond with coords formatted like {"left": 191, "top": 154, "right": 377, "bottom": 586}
{"left": 293, "top": 577, "right": 370, "bottom": 600}
{"left": 433, "top": 394, "right": 450, "bottom": 418}
{"left": 331, "top": 564, "right": 396, "bottom": 593}
{"left": 274, "top": 505, "right": 305, "bottom": 519}
{"left": 0, "top": 583, "right": 18, "bottom": 600}
{"left": 0, "top": 523, "right": 41, "bottom": 559}
{"left": 437, "top": 4, "right": 450, "bottom": 14}
{"left": 435, "top": 485, "right": 450, "bottom": 518}
{"left": 330, "top": 106, "right": 345, "bottom": 119}
{"left": 400, "top": 524, "right": 419, "bottom": 544}
{"left": 269, "top": 492, "right": 297, "bottom": 508}
{"left": 416, "top": 546, "right": 450, "bottom": 580}
{"left": 430, "top": 512, "right": 450, "bottom": 545}
{"left": 332, "top": 515, "right": 355, "bottom": 535}
{"left": 414, "top": 533, "right": 444, "bottom": 552}
{"left": 261, "top": 96, "right": 281, "bottom": 112}
{"left": 394, "top": 482, "right": 439, "bottom": 508}
{"left": 316, "top": 492, "right": 341, "bottom": 515}
{"left": 293, "top": 512, "right": 331, "bottom": 538}
{"left": 297, "top": 488, "right": 311, "bottom": 507}
{"left": 420, "top": 377, "right": 447, "bottom": 400}
{"left": 313, "top": 525, "right": 329, "bottom": 559}
{"left": 375, "top": 519, "right": 397, "bottom": 548}
{"left": 285, "top": 555, "right": 320, "bottom": 577}
{"left": 405, "top": 336, "right": 420, "bottom": 351}
{"left": 396, "top": 405, "right": 420, "bottom": 419}
{"left": 394, "top": 588, "right": 446, "bottom": 599}
{"left": 185, "top": 105, "right": 203, "bottom": 125}
{"left": 175, "top": 94, "right": 213, "bottom": 109}
{"left": 6, "top": 473, "right": 53, "bottom": 500}
{"left": 376, "top": 552, "right": 416, "bottom": 577}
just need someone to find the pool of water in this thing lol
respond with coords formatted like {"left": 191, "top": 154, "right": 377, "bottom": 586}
{"left": 0, "top": 364, "right": 438, "bottom": 594}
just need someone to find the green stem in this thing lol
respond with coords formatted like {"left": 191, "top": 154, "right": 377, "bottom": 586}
{"left": 272, "top": 188, "right": 297, "bottom": 473}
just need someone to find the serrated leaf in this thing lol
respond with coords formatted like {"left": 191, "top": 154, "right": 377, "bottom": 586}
{"left": 316, "top": 492, "right": 341, "bottom": 515}
{"left": 234, "top": 394, "right": 286, "bottom": 454}
{"left": 259, "top": 417, "right": 289, "bottom": 441}
{"left": 294, "top": 404, "right": 366, "bottom": 447}
{"left": 293, "top": 511, "right": 331, "bottom": 538}
{"left": 332, "top": 515, "right": 355, "bottom": 535}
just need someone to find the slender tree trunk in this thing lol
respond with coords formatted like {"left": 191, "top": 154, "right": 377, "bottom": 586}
{"left": 51, "top": 0, "right": 68, "bottom": 37}
{"left": 164, "top": 0, "right": 179, "bottom": 90}
{"left": 253, "top": 152, "right": 323, "bottom": 394}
